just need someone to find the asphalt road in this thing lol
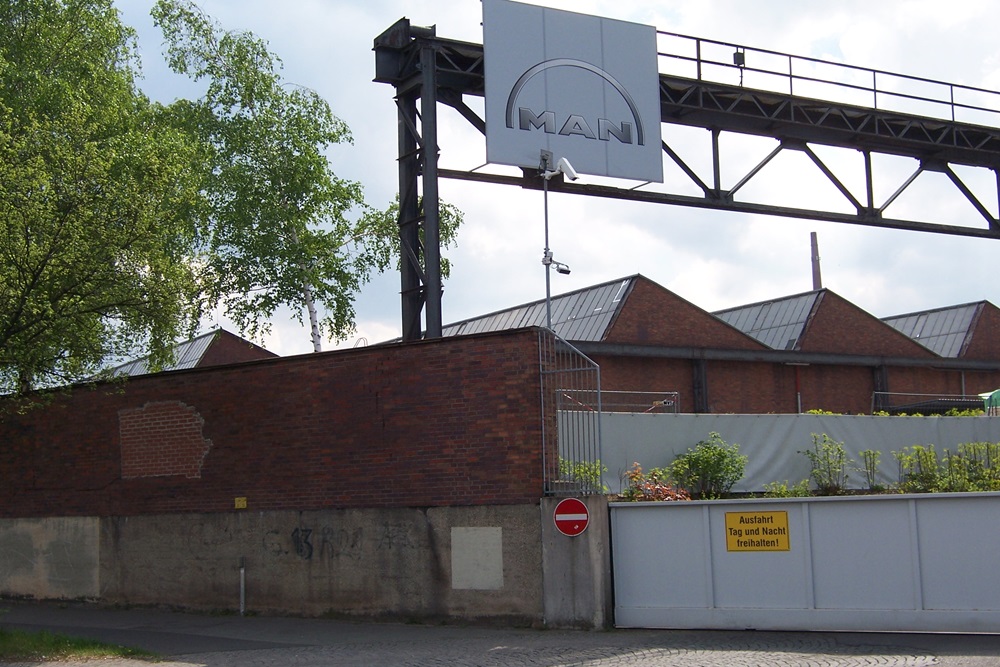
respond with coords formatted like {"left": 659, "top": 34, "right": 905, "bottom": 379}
{"left": 5, "top": 600, "right": 1000, "bottom": 666}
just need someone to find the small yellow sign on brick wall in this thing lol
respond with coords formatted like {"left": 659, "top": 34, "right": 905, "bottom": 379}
{"left": 725, "top": 511, "right": 789, "bottom": 551}
{"left": 234, "top": 497, "right": 247, "bottom": 510}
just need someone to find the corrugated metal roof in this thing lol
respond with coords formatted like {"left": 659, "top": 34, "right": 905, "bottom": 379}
{"left": 442, "top": 276, "right": 634, "bottom": 341}
{"left": 882, "top": 302, "right": 983, "bottom": 357}
{"left": 107, "top": 330, "right": 219, "bottom": 378}
{"left": 714, "top": 292, "right": 821, "bottom": 350}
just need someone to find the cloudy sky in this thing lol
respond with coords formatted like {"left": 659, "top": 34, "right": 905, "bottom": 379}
{"left": 116, "top": 0, "right": 1000, "bottom": 356}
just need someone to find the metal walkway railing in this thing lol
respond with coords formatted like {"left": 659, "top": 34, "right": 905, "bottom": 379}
{"left": 539, "top": 330, "right": 603, "bottom": 496}
{"left": 657, "top": 31, "right": 1000, "bottom": 128}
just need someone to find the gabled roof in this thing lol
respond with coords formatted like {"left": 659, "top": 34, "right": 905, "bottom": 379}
{"left": 882, "top": 302, "right": 984, "bottom": 358}
{"left": 107, "top": 329, "right": 276, "bottom": 378}
{"left": 442, "top": 276, "right": 634, "bottom": 342}
{"left": 713, "top": 291, "right": 822, "bottom": 351}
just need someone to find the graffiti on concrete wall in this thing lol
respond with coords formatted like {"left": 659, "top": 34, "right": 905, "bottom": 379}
{"left": 288, "top": 521, "right": 418, "bottom": 560}
{"left": 290, "top": 524, "right": 371, "bottom": 561}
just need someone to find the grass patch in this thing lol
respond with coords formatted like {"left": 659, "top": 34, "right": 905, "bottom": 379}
{"left": 0, "top": 626, "right": 156, "bottom": 662}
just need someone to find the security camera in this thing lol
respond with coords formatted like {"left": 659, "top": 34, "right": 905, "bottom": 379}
{"left": 556, "top": 157, "right": 579, "bottom": 181}
{"left": 554, "top": 261, "right": 571, "bottom": 275}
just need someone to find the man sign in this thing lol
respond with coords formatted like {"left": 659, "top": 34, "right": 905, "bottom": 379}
{"left": 483, "top": 0, "right": 663, "bottom": 183}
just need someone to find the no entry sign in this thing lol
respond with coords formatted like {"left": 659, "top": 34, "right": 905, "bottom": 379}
{"left": 553, "top": 497, "right": 590, "bottom": 537}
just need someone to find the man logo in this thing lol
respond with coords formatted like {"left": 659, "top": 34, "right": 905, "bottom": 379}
{"left": 504, "top": 58, "right": 646, "bottom": 147}
{"left": 483, "top": 0, "right": 662, "bottom": 182}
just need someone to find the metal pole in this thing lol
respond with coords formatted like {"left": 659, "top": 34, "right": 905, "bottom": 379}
{"left": 544, "top": 175, "right": 552, "bottom": 330}
{"left": 421, "top": 45, "right": 443, "bottom": 338}
{"left": 239, "top": 556, "right": 246, "bottom": 616}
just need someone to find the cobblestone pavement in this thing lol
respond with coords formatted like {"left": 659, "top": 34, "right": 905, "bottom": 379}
{"left": 5, "top": 601, "right": 1000, "bottom": 667}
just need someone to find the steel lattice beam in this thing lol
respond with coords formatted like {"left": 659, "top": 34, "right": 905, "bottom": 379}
{"left": 375, "top": 21, "right": 1000, "bottom": 340}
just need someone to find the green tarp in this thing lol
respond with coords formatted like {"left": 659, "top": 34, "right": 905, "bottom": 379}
{"left": 980, "top": 389, "right": 1000, "bottom": 415}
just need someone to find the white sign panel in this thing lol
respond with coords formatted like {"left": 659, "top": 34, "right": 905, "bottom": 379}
{"left": 483, "top": 0, "right": 662, "bottom": 183}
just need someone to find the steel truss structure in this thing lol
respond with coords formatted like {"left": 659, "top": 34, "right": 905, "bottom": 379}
{"left": 374, "top": 20, "right": 1000, "bottom": 341}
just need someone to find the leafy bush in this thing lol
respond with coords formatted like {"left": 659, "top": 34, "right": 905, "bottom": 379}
{"left": 955, "top": 441, "right": 1000, "bottom": 491}
{"left": 670, "top": 432, "right": 747, "bottom": 499}
{"left": 619, "top": 462, "right": 690, "bottom": 502}
{"left": 558, "top": 458, "right": 608, "bottom": 492}
{"left": 896, "top": 442, "right": 1000, "bottom": 493}
{"left": 944, "top": 408, "right": 985, "bottom": 417}
{"left": 800, "top": 433, "right": 851, "bottom": 495}
{"left": 894, "top": 445, "right": 940, "bottom": 493}
{"left": 762, "top": 479, "right": 811, "bottom": 498}
{"left": 857, "top": 449, "right": 884, "bottom": 492}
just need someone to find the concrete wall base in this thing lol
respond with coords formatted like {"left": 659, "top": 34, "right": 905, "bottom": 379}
{"left": 540, "top": 496, "right": 613, "bottom": 629}
{"left": 1, "top": 505, "right": 546, "bottom": 624}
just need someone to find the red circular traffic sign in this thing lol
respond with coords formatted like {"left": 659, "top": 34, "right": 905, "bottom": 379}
{"left": 553, "top": 497, "right": 590, "bottom": 537}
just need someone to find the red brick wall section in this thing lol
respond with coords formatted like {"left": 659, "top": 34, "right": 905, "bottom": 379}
{"left": 198, "top": 330, "right": 277, "bottom": 367}
{"left": 964, "top": 303, "right": 1000, "bottom": 361}
{"left": 800, "top": 292, "right": 937, "bottom": 358}
{"left": 0, "top": 329, "right": 545, "bottom": 518}
{"left": 605, "top": 277, "right": 769, "bottom": 350}
{"left": 119, "top": 401, "right": 212, "bottom": 479}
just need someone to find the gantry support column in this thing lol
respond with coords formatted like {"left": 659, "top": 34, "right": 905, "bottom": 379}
{"left": 377, "top": 20, "right": 443, "bottom": 341}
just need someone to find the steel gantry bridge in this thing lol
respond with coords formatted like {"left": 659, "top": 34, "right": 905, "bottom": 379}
{"left": 374, "top": 19, "right": 1000, "bottom": 341}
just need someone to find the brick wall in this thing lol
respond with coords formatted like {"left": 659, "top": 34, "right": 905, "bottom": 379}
{"left": 800, "top": 292, "right": 936, "bottom": 358}
{"left": 594, "top": 353, "right": 1000, "bottom": 416}
{"left": 965, "top": 303, "right": 1000, "bottom": 361}
{"left": 197, "top": 329, "right": 277, "bottom": 367}
{"left": 605, "top": 277, "right": 768, "bottom": 350}
{"left": 0, "top": 330, "right": 545, "bottom": 518}
{"left": 119, "top": 401, "right": 212, "bottom": 479}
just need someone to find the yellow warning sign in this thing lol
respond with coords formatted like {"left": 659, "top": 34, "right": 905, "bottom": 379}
{"left": 725, "top": 511, "right": 790, "bottom": 551}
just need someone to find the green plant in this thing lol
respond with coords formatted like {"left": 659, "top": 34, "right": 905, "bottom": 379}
{"left": 558, "top": 458, "right": 608, "bottom": 493}
{"left": 894, "top": 444, "right": 941, "bottom": 493}
{"left": 0, "top": 627, "right": 154, "bottom": 662}
{"left": 957, "top": 441, "right": 1000, "bottom": 491}
{"left": 800, "top": 433, "right": 851, "bottom": 495}
{"left": 762, "top": 479, "right": 811, "bottom": 498}
{"left": 857, "top": 449, "right": 884, "bottom": 492}
{"left": 619, "top": 462, "right": 690, "bottom": 502}
{"left": 944, "top": 408, "right": 986, "bottom": 417}
{"left": 670, "top": 432, "right": 747, "bottom": 499}
{"left": 805, "top": 409, "right": 839, "bottom": 415}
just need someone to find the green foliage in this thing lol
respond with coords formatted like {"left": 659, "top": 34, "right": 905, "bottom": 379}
{"left": 944, "top": 408, "right": 986, "bottom": 417}
{"left": 857, "top": 449, "right": 884, "bottom": 492}
{"left": 670, "top": 432, "right": 747, "bottom": 499}
{"left": 558, "top": 458, "right": 608, "bottom": 493}
{"left": 805, "top": 409, "right": 838, "bottom": 415}
{"left": 0, "top": 627, "right": 154, "bottom": 662}
{"left": 762, "top": 479, "right": 811, "bottom": 498}
{"left": 895, "top": 442, "right": 1000, "bottom": 493}
{"left": 955, "top": 442, "right": 1000, "bottom": 491}
{"left": 151, "top": 0, "right": 461, "bottom": 346}
{"left": 894, "top": 445, "right": 941, "bottom": 493}
{"left": 1, "top": 0, "right": 465, "bottom": 392}
{"left": 0, "top": 0, "right": 205, "bottom": 392}
{"left": 619, "top": 462, "right": 690, "bottom": 502}
{"left": 800, "top": 433, "right": 851, "bottom": 495}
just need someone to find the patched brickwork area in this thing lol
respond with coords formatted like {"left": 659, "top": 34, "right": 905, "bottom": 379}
{"left": 119, "top": 401, "right": 212, "bottom": 479}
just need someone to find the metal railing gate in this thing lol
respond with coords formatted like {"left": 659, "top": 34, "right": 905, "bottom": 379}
{"left": 538, "top": 330, "right": 602, "bottom": 495}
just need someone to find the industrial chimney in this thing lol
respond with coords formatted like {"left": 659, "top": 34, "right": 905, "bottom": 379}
{"left": 811, "top": 232, "right": 822, "bottom": 290}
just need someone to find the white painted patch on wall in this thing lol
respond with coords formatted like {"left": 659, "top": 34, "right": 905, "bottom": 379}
{"left": 451, "top": 527, "right": 504, "bottom": 590}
